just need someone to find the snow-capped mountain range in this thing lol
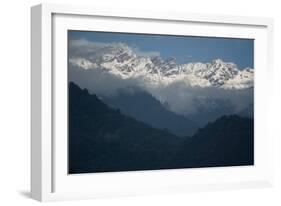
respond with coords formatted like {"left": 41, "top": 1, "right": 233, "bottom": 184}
{"left": 69, "top": 41, "right": 254, "bottom": 89}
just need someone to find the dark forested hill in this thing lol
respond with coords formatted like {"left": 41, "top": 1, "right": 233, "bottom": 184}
{"left": 69, "top": 82, "right": 184, "bottom": 173}
{"left": 176, "top": 115, "right": 254, "bottom": 168}
{"left": 69, "top": 82, "right": 254, "bottom": 174}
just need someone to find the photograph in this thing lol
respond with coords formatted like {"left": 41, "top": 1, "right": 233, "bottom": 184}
{"left": 68, "top": 30, "right": 254, "bottom": 174}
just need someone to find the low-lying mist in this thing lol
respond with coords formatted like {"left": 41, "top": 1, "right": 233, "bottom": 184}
{"left": 69, "top": 65, "right": 253, "bottom": 126}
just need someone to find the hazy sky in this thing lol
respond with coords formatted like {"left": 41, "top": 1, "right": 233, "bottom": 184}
{"left": 69, "top": 30, "right": 254, "bottom": 69}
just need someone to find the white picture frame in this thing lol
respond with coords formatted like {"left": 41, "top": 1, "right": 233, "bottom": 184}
{"left": 31, "top": 3, "right": 274, "bottom": 202}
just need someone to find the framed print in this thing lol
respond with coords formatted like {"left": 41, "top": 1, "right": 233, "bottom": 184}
{"left": 31, "top": 3, "right": 274, "bottom": 201}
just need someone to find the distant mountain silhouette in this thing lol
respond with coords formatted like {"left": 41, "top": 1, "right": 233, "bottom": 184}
{"left": 103, "top": 87, "right": 198, "bottom": 136}
{"left": 187, "top": 98, "right": 236, "bottom": 126}
{"left": 69, "top": 82, "right": 254, "bottom": 174}
{"left": 239, "top": 103, "right": 254, "bottom": 118}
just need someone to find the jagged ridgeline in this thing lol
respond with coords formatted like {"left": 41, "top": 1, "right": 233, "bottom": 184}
{"left": 69, "top": 82, "right": 254, "bottom": 174}
{"left": 69, "top": 41, "right": 254, "bottom": 89}
{"left": 69, "top": 41, "right": 254, "bottom": 127}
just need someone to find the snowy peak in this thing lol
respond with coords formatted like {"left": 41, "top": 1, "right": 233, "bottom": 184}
{"left": 69, "top": 42, "right": 253, "bottom": 89}
{"left": 204, "top": 59, "right": 239, "bottom": 86}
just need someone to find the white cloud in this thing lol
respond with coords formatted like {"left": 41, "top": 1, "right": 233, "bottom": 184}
{"left": 68, "top": 39, "right": 253, "bottom": 125}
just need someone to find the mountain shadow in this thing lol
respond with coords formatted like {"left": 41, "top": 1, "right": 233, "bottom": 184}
{"left": 69, "top": 82, "right": 254, "bottom": 174}
{"left": 103, "top": 87, "right": 198, "bottom": 136}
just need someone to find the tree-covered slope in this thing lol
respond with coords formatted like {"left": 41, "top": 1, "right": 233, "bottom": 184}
{"left": 69, "top": 82, "right": 184, "bottom": 173}
{"left": 176, "top": 115, "right": 254, "bottom": 168}
{"left": 69, "top": 82, "right": 254, "bottom": 174}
